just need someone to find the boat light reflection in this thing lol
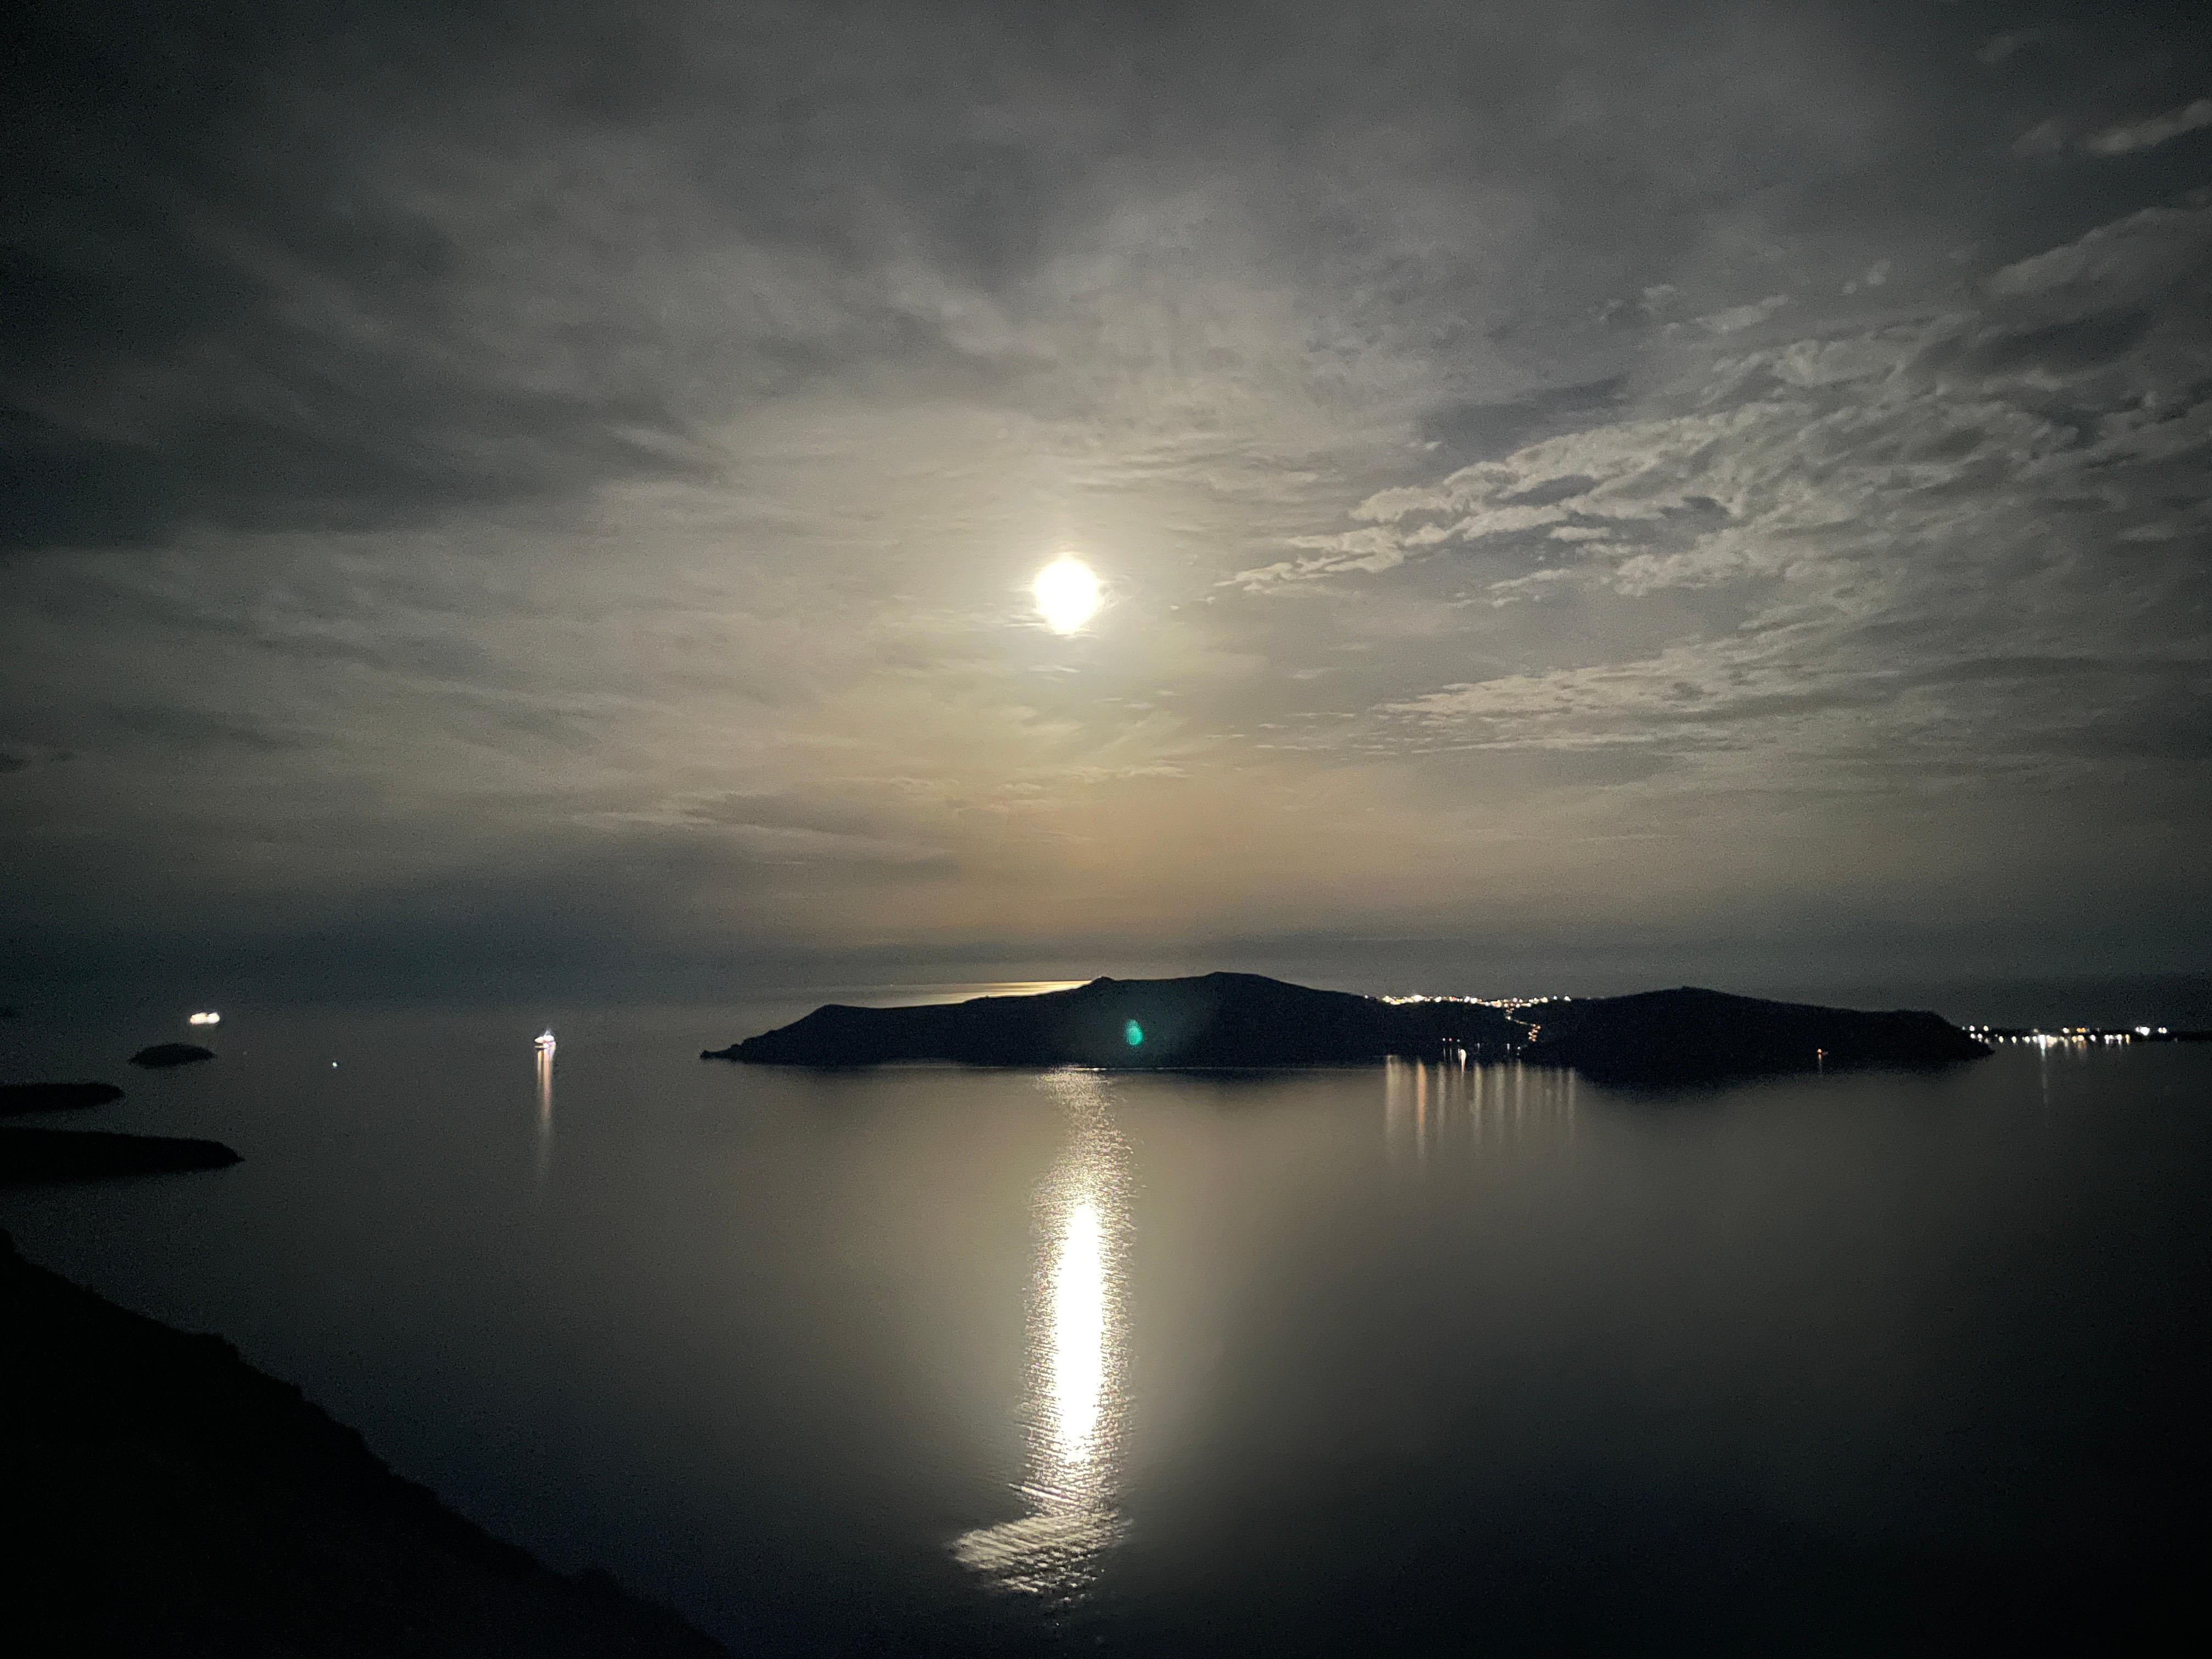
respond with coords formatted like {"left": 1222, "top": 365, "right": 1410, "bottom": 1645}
{"left": 1386, "top": 1056, "right": 1579, "bottom": 1165}
{"left": 533, "top": 1045, "right": 554, "bottom": 1189}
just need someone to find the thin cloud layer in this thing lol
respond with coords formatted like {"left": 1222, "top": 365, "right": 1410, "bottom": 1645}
{"left": 2086, "top": 99, "right": 2212, "bottom": 157}
{"left": 3, "top": 0, "right": 2209, "bottom": 1000}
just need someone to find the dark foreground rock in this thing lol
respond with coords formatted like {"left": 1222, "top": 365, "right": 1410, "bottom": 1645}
{"left": 0, "top": 1127, "right": 241, "bottom": 1183}
{"left": 1, "top": 1081, "right": 127, "bottom": 1115}
{"left": 0, "top": 1228, "right": 724, "bottom": 1656}
{"left": 130, "top": 1042, "right": 216, "bottom": 1068}
{"left": 707, "top": 972, "right": 1988, "bottom": 1084}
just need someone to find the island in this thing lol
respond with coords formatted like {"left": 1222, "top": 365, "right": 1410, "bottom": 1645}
{"left": 130, "top": 1042, "right": 217, "bottom": 1068}
{"left": 1511, "top": 985, "right": 1992, "bottom": 1085}
{"left": 1, "top": 1081, "right": 127, "bottom": 1115}
{"left": 703, "top": 973, "right": 1990, "bottom": 1084}
{"left": 0, "top": 1126, "right": 243, "bottom": 1183}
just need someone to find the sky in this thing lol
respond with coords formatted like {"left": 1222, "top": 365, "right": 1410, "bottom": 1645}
{"left": 4, "top": 0, "right": 2209, "bottom": 1011}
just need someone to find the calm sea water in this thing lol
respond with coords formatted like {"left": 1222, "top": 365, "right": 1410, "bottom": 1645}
{"left": 3, "top": 998, "right": 2208, "bottom": 1654}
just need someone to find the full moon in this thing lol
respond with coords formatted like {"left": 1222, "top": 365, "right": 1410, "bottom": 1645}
{"left": 1032, "top": 557, "right": 1102, "bottom": 634}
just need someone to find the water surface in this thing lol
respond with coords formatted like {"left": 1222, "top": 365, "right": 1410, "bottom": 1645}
{"left": 3, "top": 1001, "right": 2207, "bottom": 1653}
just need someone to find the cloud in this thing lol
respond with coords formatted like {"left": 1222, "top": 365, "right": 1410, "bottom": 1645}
{"left": 1421, "top": 376, "right": 1626, "bottom": 462}
{"left": 1237, "top": 190, "right": 2212, "bottom": 845}
{"left": 1843, "top": 259, "right": 1892, "bottom": 295}
{"left": 2014, "top": 96, "right": 2212, "bottom": 167}
{"left": 1985, "top": 190, "right": 2212, "bottom": 307}
{"left": 2085, "top": 99, "right": 2212, "bottom": 157}
{"left": 1694, "top": 295, "right": 1792, "bottom": 335}
{"left": 1976, "top": 31, "right": 2042, "bottom": 67}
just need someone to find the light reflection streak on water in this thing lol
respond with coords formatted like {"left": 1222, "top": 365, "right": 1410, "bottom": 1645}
{"left": 1050, "top": 1199, "right": 1107, "bottom": 1464}
{"left": 534, "top": 1048, "right": 554, "bottom": 1190}
{"left": 1386, "top": 1057, "right": 1578, "bottom": 1166}
{"left": 953, "top": 1070, "right": 1130, "bottom": 1598}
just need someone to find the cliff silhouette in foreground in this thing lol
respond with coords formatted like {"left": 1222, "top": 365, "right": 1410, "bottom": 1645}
{"left": 1, "top": 1229, "right": 723, "bottom": 1656}
{"left": 705, "top": 974, "right": 1989, "bottom": 1083}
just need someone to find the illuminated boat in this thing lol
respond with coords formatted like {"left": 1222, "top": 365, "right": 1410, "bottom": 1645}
{"left": 534, "top": 1029, "right": 556, "bottom": 1057}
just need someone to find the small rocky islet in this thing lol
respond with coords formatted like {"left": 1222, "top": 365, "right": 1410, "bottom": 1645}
{"left": 2, "top": 1045, "right": 236, "bottom": 1185}
{"left": 0, "top": 1126, "right": 241, "bottom": 1182}
{"left": 1, "top": 1081, "right": 126, "bottom": 1115}
{"left": 129, "top": 1041, "right": 218, "bottom": 1068}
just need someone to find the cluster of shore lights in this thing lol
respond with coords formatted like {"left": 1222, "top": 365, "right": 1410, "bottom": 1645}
{"left": 1381, "top": 994, "right": 1565, "bottom": 1009}
{"left": 1966, "top": 1025, "right": 2170, "bottom": 1046}
{"left": 187, "top": 1011, "right": 221, "bottom": 1026}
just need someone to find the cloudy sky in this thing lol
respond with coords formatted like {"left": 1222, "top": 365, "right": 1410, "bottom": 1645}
{"left": 4, "top": 0, "right": 2209, "bottom": 1006}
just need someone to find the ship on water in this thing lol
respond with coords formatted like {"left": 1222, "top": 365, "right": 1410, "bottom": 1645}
{"left": 535, "top": 1029, "right": 556, "bottom": 1058}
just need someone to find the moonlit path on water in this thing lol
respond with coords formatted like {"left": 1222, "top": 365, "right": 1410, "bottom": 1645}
{"left": 1050, "top": 1201, "right": 1105, "bottom": 1463}
{"left": 953, "top": 1070, "right": 1132, "bottom": 1598}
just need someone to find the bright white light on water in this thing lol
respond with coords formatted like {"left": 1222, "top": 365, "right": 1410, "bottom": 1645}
{"left": 1050, "top": 1199, "right": 1107, "bottom": 1464}
{"left": 950, "top": 1072, "right": 1128, "bottom": 1595}
{"left": 1032, "top": 557, "right": 1101, "bottom": 634}
{"left": 188, "top": 1011, "right": 221, "bottom": 1025}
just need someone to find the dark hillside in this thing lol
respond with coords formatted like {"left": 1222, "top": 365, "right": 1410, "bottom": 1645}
{"left": 708, "top": 973, "right": 1986, "bottom": 1083}
{"left": 0, "top": 1231, "right": 723, "bottom": 1656}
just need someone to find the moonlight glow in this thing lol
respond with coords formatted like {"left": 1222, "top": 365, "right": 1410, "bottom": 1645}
{"left": 1032, "top": 557, "right": 1102, "bottom": 634}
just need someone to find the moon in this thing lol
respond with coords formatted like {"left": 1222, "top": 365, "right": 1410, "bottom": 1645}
{"left": 1032, "top": 557, "right": 1102, "bottom": 634}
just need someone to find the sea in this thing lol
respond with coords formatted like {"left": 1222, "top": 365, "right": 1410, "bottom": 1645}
{"left": 3, "top": 991, "right": 2208, "bottom": 1655}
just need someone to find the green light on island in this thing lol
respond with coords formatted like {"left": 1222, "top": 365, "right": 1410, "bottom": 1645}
{"left": 1124, "top": 1019, "right": 1144, "bottom": 1047}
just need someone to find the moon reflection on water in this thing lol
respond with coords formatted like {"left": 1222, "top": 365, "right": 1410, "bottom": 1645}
{"left": 953, "top": 1071, "right": 1130, "bottom": 1598}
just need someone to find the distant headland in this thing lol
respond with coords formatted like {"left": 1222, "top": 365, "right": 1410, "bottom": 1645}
{"left": 703, "top": 973, "right": 1991, "bottom": 1085}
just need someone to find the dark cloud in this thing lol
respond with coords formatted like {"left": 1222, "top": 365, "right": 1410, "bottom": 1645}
{"left": 7, "top": 0, "right": 2196, "bottom": 548}
{"left": 3, "top": 8, "right": 696, "bottom": 545}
